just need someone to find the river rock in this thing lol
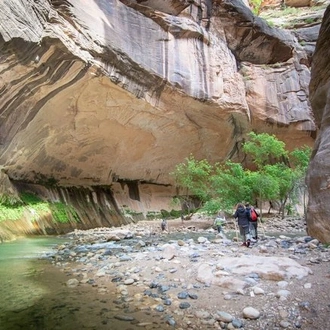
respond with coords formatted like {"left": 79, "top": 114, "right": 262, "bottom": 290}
{"left": 253, "top": 287, "right": 265, "bottom": 295}
{"left": 279, "top": 320, "right": 291, "bottom": 328}
{"left": 216, "top": 311, "right": 233, "bottom": 322}
{"left": 277, "top": 280, "right": 289, "bottom": 288}
{"left": 66, "top": 278, "right": 79, "bottom": 288}
{"left": 195, "top": 310, "right": 211, "bottom": 319}
{"left": 242, "top": 306, "right": 260, "bottom": 319}
{"left": 215, "top": 256, "right": 311, "bottom": 280}
{"left": 161, "top": 244, "right": 177, "bottom": 260}
{"left": 197, "top": 237, "right": 209, "bottom": 244}
{"left": 114, "top": 315, "right": 135, "bottom": 321}
{"left": 124, "top": 278, "right": 135, "bottom": 285}
{"left": 276, "top": 289, "right": 291, "bottom": 298}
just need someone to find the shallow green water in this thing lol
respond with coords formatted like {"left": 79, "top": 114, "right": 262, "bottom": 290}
{"left": 0, "top": 236, "right": 171, "bottom": 330}
{"left": 0, "top": 231, "right": 306, "bottom": 330}
{"left": 0, "top": 237, "right": 65, "bottom": 329}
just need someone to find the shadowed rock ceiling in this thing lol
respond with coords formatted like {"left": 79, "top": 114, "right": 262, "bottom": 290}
{"left": 0, "top": 0, "right": 316, "bottom": 188}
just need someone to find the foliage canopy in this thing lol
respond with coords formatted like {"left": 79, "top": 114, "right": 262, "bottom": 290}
{"left": 171, "top": 133, "right": 311, "bottom": 217}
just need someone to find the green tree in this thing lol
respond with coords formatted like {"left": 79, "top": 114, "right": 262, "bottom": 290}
{"left": 288, "top": 145, "right": 312, "bottom": 217}
{"left": 249, "top": 0, "right": 263, "bottom": 15}
{"left": 210, "top": 161, "right": 252, "bottom": 211}
{"left": 171, "top": 134, "right": 311, "bottom": 219}
{"left": 243, "top": 133, "right": 311, "bottom": 218}
{"left": 244, "top": 170, "right": 279, "bottom": 220}
{"left": 170, "top": 154, "right": 213, "bottom": 213}
{"left": 243, "top": 132, "right": 288, "bottom": 168}
{"left": 289, "top": 145, "right": 311, "bottom": 170}
{"left": 262, "top": 164, "right": 295, "bottom": 218}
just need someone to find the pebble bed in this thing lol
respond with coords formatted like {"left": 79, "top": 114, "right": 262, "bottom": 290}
{"left": 42, "top": 216, "right": 330, "bottom": 330}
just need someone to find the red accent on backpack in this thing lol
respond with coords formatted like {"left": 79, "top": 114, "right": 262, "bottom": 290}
{"left": 251, "top": 208, "right": 258, "bottom": 221}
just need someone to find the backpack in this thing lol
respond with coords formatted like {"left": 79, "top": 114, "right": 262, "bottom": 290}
{"left": 214, "top": 217, "right": 225, "bottom": 226}
{"left": 250, "top": 208, "right": 258, "bottom": 221}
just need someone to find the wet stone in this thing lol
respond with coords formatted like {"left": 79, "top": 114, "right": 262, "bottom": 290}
{"left": 281, "top": 241, "right": 292, "bottom": 248}
{"left": 163, "top": 299, "right": 172, "bottom": 306}
{"left": 119, "top": 255, "right": 132, "bottom": 262}
{"left": 177, "top": 291, "right": 189, "bottom": 299}
{"left": 179, "top": 302, "right": 191, "bottom": 309}
{"left": 155, "top": 304, "right": 165, "bottom": 312}
{"left": 143, "top": 290, "right": 152, "bottom": 296}
{"left": 216, "top": 311, "right": 233, "bottom": 323}
{"left": 158, "top": 285, "right": 170, "bottom": 293}
{"left": 114, "top": 315, "right": 135, "bottom": 321}
{"left": 124, "top": 278, "right": 135, "bottom": 285}
{"left": 232, "top": 318, "right": 244, "bottom": 328}
{"left": 165, "top": 316, "right": 176, "bottom": 326}
{"left": 280, "top": 320, "right": 290, "bottom": 328}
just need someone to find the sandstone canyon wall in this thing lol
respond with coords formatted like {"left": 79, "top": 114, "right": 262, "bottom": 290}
{"left": 0, "top": 0, "right": 319, "bottom": 232}
{"left": 306, "top": 5, "right": 330, "bottom": 243}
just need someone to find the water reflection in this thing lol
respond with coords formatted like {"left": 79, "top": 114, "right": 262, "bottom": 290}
{"left": 0, "top": 231, "right": 306, "bottom": 329}
{"left": 0, "top": 238, "right": 63, "bottom": 329}
{"left": 0, "top": 237, "right": 172, "bottom": 330}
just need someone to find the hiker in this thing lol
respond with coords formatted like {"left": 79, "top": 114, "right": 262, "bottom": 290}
{"left": 233, "top": 203, "right": 251, "bottom": 247}
{"left": 245, "top": 203, "right": 260, "bottom": 240}
{"left": 161, "top": 219, "right": 167, "bottom": 232}
{"left": 214, "top": 211, "right": 226, "bottom": 234}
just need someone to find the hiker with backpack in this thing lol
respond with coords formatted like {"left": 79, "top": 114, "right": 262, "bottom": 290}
{"left": 161, "top": 219, "right": 167, "bottom": 232}
{"left": 214, "top": 211, "right": 226, "bottom": 235}
{"left": 245, "top": 203, "right": 260, "bottom": 240}
{"left": 233, "top": 203, "right": 251, "bottom": 247}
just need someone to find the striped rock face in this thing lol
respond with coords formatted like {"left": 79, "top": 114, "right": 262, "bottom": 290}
{"left": 0, "top": 0, "right": 319, "bottom": 227}
{"left": 307, "top": 5, "right": 330, "bottom": 243}
{"left": 0, "top": 0, "right": 315, "bottom": 187}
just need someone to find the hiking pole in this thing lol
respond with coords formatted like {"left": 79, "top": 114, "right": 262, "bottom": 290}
{"left": 258, "top": 219, "right": 266, "bottom": 238}
{"left": 233, "top": 220, "right": 239, "bottom": 241}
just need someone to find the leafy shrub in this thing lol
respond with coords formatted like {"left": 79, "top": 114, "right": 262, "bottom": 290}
{"left": 249, "top": 0, "right": 263, "bottom": 15}
{"left": 49, "top": 202, "right": 80, "bottom": 223}
{"left": 0, "top": 191, "right": 80, "bottom": 224}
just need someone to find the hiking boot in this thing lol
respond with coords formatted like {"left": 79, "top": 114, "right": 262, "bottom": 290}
{"left": 246, "top": 239, "right": 251, "bottom": 247}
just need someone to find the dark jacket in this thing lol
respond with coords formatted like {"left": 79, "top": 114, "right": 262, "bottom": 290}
{"left": 245, "top": 206, "right": 252, "bottom": 221}
{"left": 234, "top": 206, "right": 250, "bottom": 227}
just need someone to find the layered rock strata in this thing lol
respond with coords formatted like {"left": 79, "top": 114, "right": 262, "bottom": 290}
{"left": 307, "top": 5, "right": 330, "bottom": 243}
{"left": 0, "top": 0, "right": 319, "bottom": 230}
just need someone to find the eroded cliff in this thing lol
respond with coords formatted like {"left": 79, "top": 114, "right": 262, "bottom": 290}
{"left": 306, "top": 5, "right": 330, "bottom": 243}
{"left": 0, "top": 0, "right": 321, "bottom": 232}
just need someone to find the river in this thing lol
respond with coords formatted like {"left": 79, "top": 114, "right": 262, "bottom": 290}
{"left": 0, "top": 236, "right": 126, "bottom": 330}
{"left": 0, "top": 231, "right": 222, "bottom": 330}
{"left": 0, "top": 237, "right": 67, "bottom": 329}
{"left": 0, "top": 235, "right": 180, "bottom": 330}
{"left": 0, "top": 229, "right": 303, "bottom": 330}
